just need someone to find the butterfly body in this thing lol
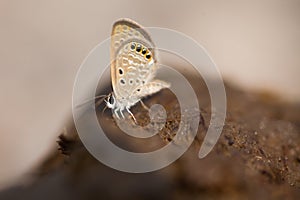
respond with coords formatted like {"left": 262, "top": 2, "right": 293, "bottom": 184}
{"left": 107, "top": 19, "right": 170, "bottom": 121}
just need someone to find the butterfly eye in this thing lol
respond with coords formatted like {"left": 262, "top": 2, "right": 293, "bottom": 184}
{"left": 130, "top": 43, "right": 136, "bottom": 50}
{"left": 136, "top": 44, "right": 142, "bottom": 52}
{"left": 108, "top": 96, "right": 114, "bottom": 104}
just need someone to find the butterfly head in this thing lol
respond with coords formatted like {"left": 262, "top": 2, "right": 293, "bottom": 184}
{"left": 106, "top": 92, "right": 140, "bottom": 111}
{"left": 105, "top": 93, "right": 116, "bottom": 109}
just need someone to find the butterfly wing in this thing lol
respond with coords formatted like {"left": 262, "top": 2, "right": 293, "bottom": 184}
{"left": 110, "top": 19, "right": 170, "bottom": 110}
{"left": 111, "top": 19, "right": 156, "bottom": 98}
{"left": 111, "top": 19, "right": 155, "bottom": 57}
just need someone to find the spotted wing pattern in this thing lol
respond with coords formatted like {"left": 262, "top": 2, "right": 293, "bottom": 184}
{"left": 110, "top": 19, "right": 170, "bottom": 110}
{"left": 114, "top": 39, "right": 158, "bottom": 99}
{"left": 110, "top": 19, "right": 156, "bottom": 97}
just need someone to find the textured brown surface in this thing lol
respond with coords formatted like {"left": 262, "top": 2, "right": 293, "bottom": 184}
{"left": 0, "top": 78, "right": 299, "bottom": 200}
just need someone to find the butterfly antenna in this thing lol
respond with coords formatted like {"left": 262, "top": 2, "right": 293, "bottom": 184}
{"left": 75, "top": 94, "right": 108, "bottom": 108}
{"left": 95, "top": 95, "right": 109, "bottom": 108}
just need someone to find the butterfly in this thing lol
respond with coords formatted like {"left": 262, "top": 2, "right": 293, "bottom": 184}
{"left": 105, "top": 19, "right": 170, "bottom": 123}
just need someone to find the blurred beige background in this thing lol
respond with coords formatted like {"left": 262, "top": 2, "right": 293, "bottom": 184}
{"left": 0, "top": 0, "right": 299, "bottom": 189}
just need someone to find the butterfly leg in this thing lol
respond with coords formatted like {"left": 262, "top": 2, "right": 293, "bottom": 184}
{"left": 126, "top": 107, "right": 137, "bottom": 124}
{"left": 114, "top": 108, "right": 120, "bottom": 119}
{"left": 120, "top": 109, "right": 125, "bottom": 119}
{"left": 139, "top": 100, "right": 149, "bottom": 111}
